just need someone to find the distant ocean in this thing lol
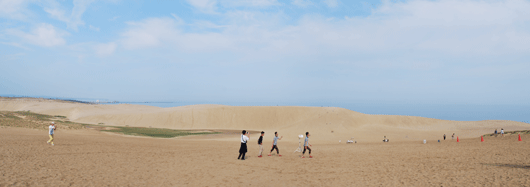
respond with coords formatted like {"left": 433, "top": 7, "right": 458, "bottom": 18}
{"left": 2, "top": 95, "right": 529, "bottom": 122}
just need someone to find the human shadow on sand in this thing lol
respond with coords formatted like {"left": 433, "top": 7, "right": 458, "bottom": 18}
{"left": 482, "top": 163, "right": 530, "bottom": 169}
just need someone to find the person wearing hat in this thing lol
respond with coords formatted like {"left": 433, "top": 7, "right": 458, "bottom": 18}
{"left": 47, "top": 122, "right": 56, "bottom": 146}
{"left": 238, "top": 130, "right": 250, "bottom": 160}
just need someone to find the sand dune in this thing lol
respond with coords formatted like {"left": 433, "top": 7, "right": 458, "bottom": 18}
{"left": 1, "top": 97, "right": 529, "bottom": 143}
{"left": 2, "top": 98, "right": 530, "bottom": 186}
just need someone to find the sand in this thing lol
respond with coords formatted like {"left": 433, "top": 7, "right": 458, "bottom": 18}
{"left": 1, "top": 98, "right": 529, "bottom": 143}
{"left": 1, "top": 98, "right": 530, "bottom": 186}
{"left": 0, "top": 127, "right": 529, "bottom": 186}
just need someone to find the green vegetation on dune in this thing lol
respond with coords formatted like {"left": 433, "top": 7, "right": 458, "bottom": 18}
{"left": 484, "top": 130, "right": 530, "bottom": 136}
{"left": 101, "top": 126, "right": 220, "bottom": 138}
{"left": 0, "top": 111, "right": 88, "bottom": 130}
{"left": 0, "top": 111, "right": 220, "bottom": 138}
{"left": 14, "top": 111, "right": 54, "bottom": 121}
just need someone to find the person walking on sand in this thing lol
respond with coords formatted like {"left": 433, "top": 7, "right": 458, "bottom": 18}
{"left": 443, "top": 134, "right": 446, "bottom": 140}
{"left": 268, "top": 132, "right": 282, "bottom": 157}
{"left": 47, "top": 122, "right": 56, "bottom": 146}
{"left": 495, "top": 129, "right": 498, "bottom": 137}
{"left": 238, "top": 130, "right": 250, "bottom": 160}
{"left": 257, "top": 131, "right": 264, "bottom": 157}
{"left": 452, "top": 133, "right": 455, "bottom": 140}
{"left": 501, "top": 128, "right": 504, "bottom": 137}
{"left": 301, "top": 132, "right": 312, "bottom": 158}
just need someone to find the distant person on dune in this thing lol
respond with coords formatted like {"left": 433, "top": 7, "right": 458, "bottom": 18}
{"left": 238, "top": 130, "right": 249, "bottom": 160}
{"left": 47, "top": 122, "right": 56, "bottom": 146}
{"left": 268, "top": 132, "right": 282, "bottom": 157}
{"left": 495, "top": 129, "right": 498, "bottom": 137}
{"left": 383, "top": 136, "right": 389, "bottom": 142}
{"left": 443, "top": 134, "right": 446, "bottom": 140}
{"left": 452, "top": 133, "right": 455, "bottom": 140}
{"left": 302, "top": 132, "right": 312, "bottom": 158}
{"left": 257, "top": 131, "right": 264, "bottom": 158}
{"left": 501, "top": 128, "right": 504, "bottom": 137}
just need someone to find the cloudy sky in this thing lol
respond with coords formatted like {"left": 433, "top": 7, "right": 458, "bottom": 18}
{"left": 1, "top": 0, "right": 529, "bottom": 105}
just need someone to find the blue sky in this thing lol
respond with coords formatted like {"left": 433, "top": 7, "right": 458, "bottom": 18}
{"left": 1, "top": 0, "right": 529, "bottom": 105}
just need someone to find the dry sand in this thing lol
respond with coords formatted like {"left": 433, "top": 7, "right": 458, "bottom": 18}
{"left": 1, "top": 128, "right": 529, "bottom": 186}
{"left": 1, "top": 98, "right": 529, "bottom": 143}
{"left": 1, "top": 98, "right": 530, "bottom": 186}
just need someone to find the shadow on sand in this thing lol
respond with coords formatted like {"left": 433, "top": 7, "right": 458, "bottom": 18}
{"left": 482, "top": 163, "right": 530, "bottom": 169}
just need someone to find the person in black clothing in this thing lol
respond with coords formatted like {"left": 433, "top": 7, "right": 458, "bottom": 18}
{"left": 238, "top": 130, "right": 250, "bottom": 160}
{"left": 443, "top": 134, "right": 446, "bottom": 140}
{"left": 258, "top": 131, "right": 264, "bottom": 157}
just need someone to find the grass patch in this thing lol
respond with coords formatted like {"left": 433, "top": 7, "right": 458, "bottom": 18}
{"left": 1, "top": 111, "right": 220, "bottom": 138}
{"left": 484, "top": 130, "right": 530, "bottom": 137}
{"left": 101, "top": 126, "right": 220, "bottom": 138}
{"left": 0, "top": 111, "right": 88, "bottom": 130}
{"left": 14, "top": 111, "right": 53, "bottom": 121}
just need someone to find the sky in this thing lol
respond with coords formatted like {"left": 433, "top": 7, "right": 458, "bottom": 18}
{"left": 1, "top": 0, "right": 530, "bottom": 105}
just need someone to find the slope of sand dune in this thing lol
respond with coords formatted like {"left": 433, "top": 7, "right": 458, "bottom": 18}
{"left": 1, "top": 97, "right": 529, "bottom": 143}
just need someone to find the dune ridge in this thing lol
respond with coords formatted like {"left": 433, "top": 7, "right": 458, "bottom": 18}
{"left": 1, "top": 97, "right": 529, "bottom": 142}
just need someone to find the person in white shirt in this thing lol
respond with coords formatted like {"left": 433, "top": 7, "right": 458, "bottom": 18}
{"left": 47, "top": 122, "right": 56, "bottom": 146}
{"left": 501, "top": 128, "right": 504, "bottom": 137}
{"left": 238, "top": 130, "right": 250, "bottom": 160}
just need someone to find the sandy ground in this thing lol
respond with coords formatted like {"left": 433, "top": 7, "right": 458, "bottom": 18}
{"left": 2, "top": 98, "right": 530, "bottom": 186}
{"left": 1, "top": 127, "right": 529, "bottom": 186}
{"left": 2, "top": 98, "right": 530, "bottom": 143}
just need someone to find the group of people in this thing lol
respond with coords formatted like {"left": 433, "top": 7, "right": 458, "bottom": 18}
{"left": 442, "top": 133, "right": 456, "bottom": 140}
{"left": 442, "top": 128, "right": 506, "bottom": 140}
{"left": 494, "top": 128, "right": 505, "bottom": 137}
{"left": 238, "top": 130, "right": 312, "bottom": 160}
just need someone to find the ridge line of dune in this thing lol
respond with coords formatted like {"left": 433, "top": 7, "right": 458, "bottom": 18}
{"left": 1, "top": 97, "right": 529, "bottom": 142}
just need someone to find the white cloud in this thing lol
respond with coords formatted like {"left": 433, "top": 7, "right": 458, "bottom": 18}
{"left": 89, "top": 25, "right": 100, "bottom": 31}
{"left": 6, "top": 23, "right": 67, "bottom": 47}
{"left": 219, "top": 0, "right": 279, "bottom": 7}
{"left": 94, "top": 42, "right": 117, "bottom": 56}
{"left": 186, "top": 0, "right": 218, "bottom": 14}
{"left": 323, "top": 0, "right": 338, "bottom": 8}
{"left": 292, "top": 0, "right": 313, "bottom": 7}
{"left": 170, "top": 13, "right": 185, "bottom": 24}
{"left": 121, "top": 0, "right": 530, "bottom": 68}
{"left": 121, "top": 18, "right": 180, "bottom": 49}
{"left": 71, "top": 0, "right": 95, "bottom": 29}
{"left": 0, "top": 42, "right": 31, "bottom": 50}
{"left": 121, "top": 17, "right": 234, "bottom": 51}
{"left": 0, "top": 0, "right": 31, "bottom": 19}
{"left": 44, "top": 0, "right": 95, "bottom": 31}
{"left": 186, "top": 0, "right": 280, "bottom": 13}
{"left": 109, "top": 16, "right": 119, "bottom": 21}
